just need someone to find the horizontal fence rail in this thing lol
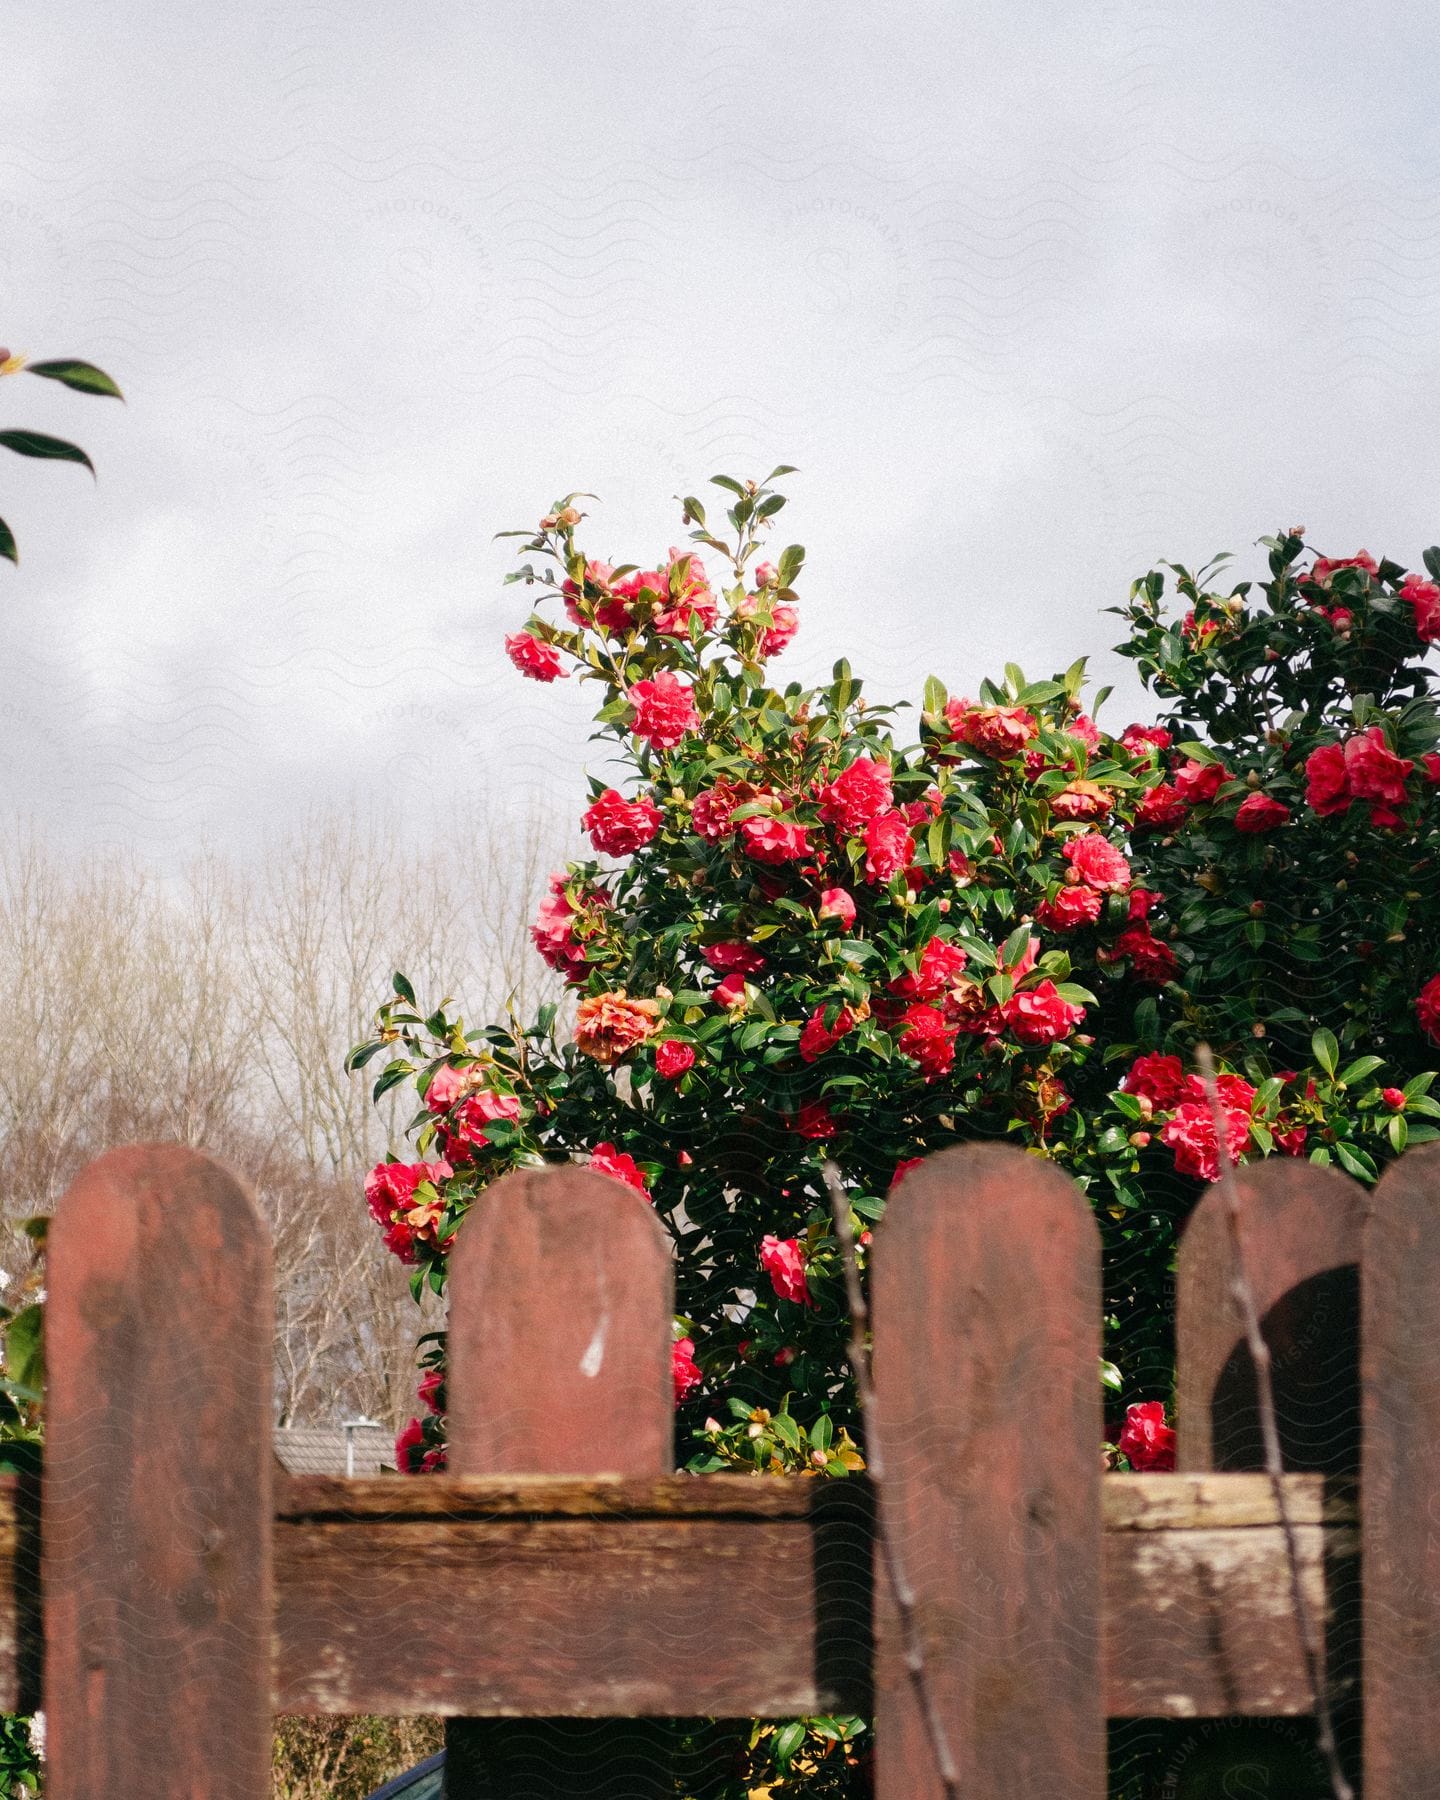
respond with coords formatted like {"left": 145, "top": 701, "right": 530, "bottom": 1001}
{"left": 11, "top": 1137, "right": 1438, "bottom": 1797}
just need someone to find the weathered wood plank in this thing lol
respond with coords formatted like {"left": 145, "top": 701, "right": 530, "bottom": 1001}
{"left": 872, "top": 1143, "right": 1104, "bottom": 1797}
{"left": 444, "top": 1163, "right": 675, "bottom": 1798}
{"left": 0, "top": 1470, "right": 1359, "bottom": 1720}
{"left": 42, "top": 1145, "right": 272, "bottom": 1800}
{"left": 1177, "top": 1159, "right": 1364, "bottom": 1473}
{"left": 1363, "top": 1141, "right": 1440, "bottom": 1797}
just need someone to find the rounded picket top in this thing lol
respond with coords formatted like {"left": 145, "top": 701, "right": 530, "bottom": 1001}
{"left": 1177, "top": 1156, "right": 1364, "bottom": 1474}
{"left": 446, "top": 1161, "right": 675, "bottom": 1478}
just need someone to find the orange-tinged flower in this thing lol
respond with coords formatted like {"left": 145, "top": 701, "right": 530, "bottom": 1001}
{"left": 574, "top": 990, "right": 661, "bottom": 1064}
{"left": 0, "top": 351, "right": 27, "bottom": 378}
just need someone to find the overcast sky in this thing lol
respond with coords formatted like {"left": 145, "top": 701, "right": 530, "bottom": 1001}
{"left": 4, "top": 1, "right": 1440, "bottom": 867}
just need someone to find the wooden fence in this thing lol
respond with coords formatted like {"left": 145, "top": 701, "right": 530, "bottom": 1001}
{"left": 2, "top": 1137, "right": 1435, "bottom": 1796}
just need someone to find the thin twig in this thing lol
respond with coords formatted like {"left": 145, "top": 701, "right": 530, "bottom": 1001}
{"left": 1197, "top": 1044, "right": 1354, "bottom": 1800}
{"left": 823, "top": 1159, "right": 960, "bottom": 1797}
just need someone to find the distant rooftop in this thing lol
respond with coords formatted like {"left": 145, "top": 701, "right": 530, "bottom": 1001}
{"left": 273, "top": 1423, "right": 394, "bottom": 1477}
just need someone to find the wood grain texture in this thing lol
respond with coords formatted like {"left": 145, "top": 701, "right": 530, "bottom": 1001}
{"left": 0, "top": 1470, "right": 1359, "bottom": 1721}
{"left": 444, "top": 1162, "right": 675, "bottom": 1798}
{"left": 1177, "top": 1158, "right": 1365, "bottom": 1473}
{"left": 871, "top": 1143, "right": 1104, "bottom": 1798}
{"left": 1363, "top": 1141, "right": 1440, "bottom": 1796}
{"left": 42, "top": 1145, "right": 272, "bottom": 1800}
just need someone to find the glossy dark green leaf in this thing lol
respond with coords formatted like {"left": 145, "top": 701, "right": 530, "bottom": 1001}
{"left": 0, "top": 429, "right": 94, "bottom": 474}
{"left": 26, "top": 358, "right": 123, "bottom": 398}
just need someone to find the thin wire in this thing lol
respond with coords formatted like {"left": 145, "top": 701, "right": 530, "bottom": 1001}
{"left": 1197, "top": 1043, "right": 1354, "bottom": 1800}
{"left": 822, "top": 1159, "right": 960, "bottom": 1796}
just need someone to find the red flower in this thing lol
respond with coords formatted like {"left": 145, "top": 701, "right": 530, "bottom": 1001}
{"left": 672, "top": 1337, "right": 702, "bottom": 1404}
{"left": 896, "top": 1003, "right": 959, "bottom": 1078}
{"left": 862, "top": 811, "right": 914, "bottom": 885}
{"left": 446, "top": 1089, "right": 522, "bottom": 1154}
{"left": 891, "top": 1157, "right": 925, "bottom": 1189}
{"left": 690, "top": 778, "right": 761, "bottom": 839}
{"left": 815, "top": 756, "right": 894, "bottom": 833}
{"left": 1002, "top": 979, "right": 1084, "bottom": 1045}
{"left": 714, "top": 972, "right": 748, "bottom": 1009}
{"left": 1127, "top": 887, "right": 1163, "bottom": 919}
{"left": 1062, "top": 832, "right": 1131, "bottom": 892}
{"left": 799, "top": 1002, "right": 856, "bottom": 1063}
{"left": 760, "top": 1234, "right": 812, "bottom": 1306}
{"left": 1122, "top": 1053, "right": 1188, "bottom": 1113}
{"left": 655, "top": 1040, "right": 696, "bottom": 1079}
{"left": 1276, "top": 1125, "right": 1308, "bottom": 1157}
{"left": 792, "top": 1099, "right": 838, "bottom": 1139}
{"left": 1304, "top": 742, "right": 1351, "bottom": 816}
{"left": 889, "top": 936, "right": 969, "bottom": 1002}
{"left": 365, "top": 1159, "right": 455, "bottom": 1261}
{"left": 395, "top": 1417, "right": 427, "bottom": 1474}
{"left": 1343, "top": 727, "right": 1413, "bottom": 813}
{"left": 505, "top": 630, "right": 566, "bottom": 682}
{"left": 531, "top": 872, "right": 608, "bottom": 982}
{"left": 1309, "top": 550, "right": 1377, "bottom": 587}
{"left": 589, "top": 1141, "right": 650, "bottom": 1193}
{"left": 702, "top": 941, "right": 767, "bottom": 975}
{"left": 817, "top": 886, "right": 857, "bottom": 928}
{"left": 1174, "top": 758, "right": 1229, "bottom": 805}
{"left": 1382, "top": 1087, "right": 1407, "bottom": 1111}
{"left": 1117, "top": 1401, "right": 1176, "bottom": 1472}
{"left": 418, "top": 1369, "right": 444, "bottom": 1415}
{"left": 627, "top": 671, "right": 700, "bottom": 749}
{"left": 582, "top": 787, "right": 663, "bottom": 856}
{"left": 1036, "top": 885, "right": 1102, "bottom": 931}
{"left": 1135, "top": 782, "right": 1189, "bottom": 830}
{"left": 739, "top": 814, "right": 812, "bottom": 863}
{"left": 1418, "top": 974, "right": 1440, "bottom": 1045}
{"left": 901, "top": 784, "right": 944, "bottom": 825}
{"left": 943, "top": 697, "right": 1037, "bottom": 759}
{"left": 1181, "top": 1071, "right": 1257, "bottom": 1115}
{"left": 1402, "top": 572, "right": 1440, "bottom": 642}
{"left": 1234, "top": 792, "right": 1290, "bottom": 833}
{"left": 1110, "top": 923, "right": 1178, "bottom": 986}
{"left": 1160, "top": 1100, "right": 1250, "bottom": 1182}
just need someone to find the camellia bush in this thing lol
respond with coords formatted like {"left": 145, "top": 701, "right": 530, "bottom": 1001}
{"left": 352, "top": 478, "right": 1440, "bottom": 1794}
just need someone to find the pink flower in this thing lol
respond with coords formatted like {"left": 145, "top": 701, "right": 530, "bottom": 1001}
{"left": 1174, "top": 758, "right": 1229, "bottom": 805}
{"left": 1418, "top": 974, "right": 1440, "bottom": 1045}
{"left": 690, "top": 778, "right": 761, "bottom": 839}
{"left": 862, "top": 811, "right": 914, "bottom": 885}
{"left": 1402, "top": 572, "right": 1440, "bottom": 642}
{"left": 1122, "top": 1053, "right": 1188, "bottom": 1113}
{"left": 1002, "top": 979, "right": 1084, "bottom": 1045}
{"left": 505, "top": 630, "right": 566, "bottom": 682}
{"left": 817, "top": 886, "right": 857, "bottom": 928}
{"left": 651, "top": 549, "right": 718, "bottom": 637}
{"left": 943, "top": 698, "right": 1038, "bottom": 759}
{"left": 582, "top": 787, "right": 663, "bottom": 856}
{"left": 589, "top": 1141, "right": 650, "bottom": 1193}
{"left": 889, "top": 936, "right": 969, "bottom": 1002}
{"left": 364, "top": 1160, "right": 455, "bottom": 1261}
{"left": 1309, "top": 550, "right": 1377, "bottom": 587}
{"left": 799, "top": 1002, "right": 856, "bottom": 1063}
{"left": 897, "top": 1003, "right": 959, "bottom": 1080}
{"left": 1160, "top": 1101, "right": 1250, "bottom": 1182}
{"left": 1121, "top": 724, "right": 1173, "bottom": 759}
{"left": 739, "top": 814, "right": 812, "bottom": 863}
{"left": 655, "top": 1039, "right": 696, "bottom": 1079}
{"left": 672, "top": 1337, "right": 702, "bottom": 1404}
{"left": 703, "top": 940, "right": 767, "bottom": 976}
{"left": 1234, "top": 792, "right": 1291, "bottom": 834}
{"left": 815, "top": 756, "right": 894, "bottom": 834}
{"left": 1036, "top": 885, "right": 1102, "bottom": 932}
{"left": 760, "top": 1235, "right": 812, "bottom": 1306}
{"left": 753, "top": 560, "right": 777, "bottom": 588}
{"left": 1051, "top": 780, "right": 1113, "bottom": 822}
{"left": 714, "top": 972, "right": 748, "bottom": 1009}
{"left": 425, "top": 1064, "right": 471, "bottom": 1114}
{"left": 627, "top": 671, "right": 700, "bottom": 749}
{"left": 447, "top": 1088, "right": 522, "bottom": 1153}
{"left": 1062, "top": 833, "right": 1131, "bottom": 892}
{"left": 531, "top": 872, "right": 607, "bottom": 982}
{"left": 1117, "top": 1401, "right": 1175, "bottom": 1473}
{"left": 901, "top": 784, "right": 944, "bottom": 826}
{"left": 1304, "top": 742, "right": 1351, "bottom": 817}
{"left": 1110, "top": 922, "right": 1178, "bottom": 986}
{"left": 759, "top": 604, "right": 799, "bottom": 657}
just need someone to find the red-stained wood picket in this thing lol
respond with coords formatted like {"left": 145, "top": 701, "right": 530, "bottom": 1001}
{"left": 21, "top": 1139, "right": 1434, "bottom": 1795}
{"left": 443, "top": 1163, "right": 675, "bottom": 1799}
{"left": 871, "top": 1144, "right": 1105, "bottom": 1800}
{"left": 1363, "top": 1141, "right": 1440, "bottom": 1798}
{"left": 42, "top": 1145, "right": 273, "bottom": 1800}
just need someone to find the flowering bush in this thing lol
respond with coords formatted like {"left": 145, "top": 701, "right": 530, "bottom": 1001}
{"left": 353, "top": 482, "right": 1440, "bottom": 1794}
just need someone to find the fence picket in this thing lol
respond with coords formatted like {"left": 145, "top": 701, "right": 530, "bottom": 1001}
{"left": 1363, "top": 1140, "right": 1440, "bottom": 1796}
{"left": 442, "top": 1163, "right": 674, "bottom": 1799}
{"left": 871, "top": 1143, "right": 1104, "bottom": 1799}
{"left": 1177, "top": 1159, "right": 1364, "bottom": 1474}
{"left": 42, "top": 1144, "right": 273, "bottom": 1800}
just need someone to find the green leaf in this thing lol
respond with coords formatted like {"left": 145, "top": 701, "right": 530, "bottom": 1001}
{"left": 0, "top": 515, "right": 14, "bottom": 565}
{"left": 25, "top": 358, "right": 123, "bottom": 399}
{"left": 922, "top": 674, "right": 948, "bottom": 715}
{"left": 772, "top": 1722, "right": 806, "bottom": 1771}
{"left": 5, "top": 1304, "right": 43, "bottom": 1396}
{"left": 1100, "top": 1358, "right": 1123, "bottom": 1392}
{"left": 1311, "top": 1029, "right": 1339, "bottom": 1079}
{"left": 0, "top": 429, "right": 95, "bottom": 473}
{"left": 778, "top": 543, "right": 805, "bottom": 588}
{"left": 1335, "top": 1142, "right": 1377, "bottom": 1182}
{"left": 710, "top": 474, "right": 746, "bottom": 496}
{"left": 392, "top": 971, "right": 417, "bottom": 1005}
{"left": 1389, "top": 1113, "right": 1409, "bottom": 1155}
{"left": 810, "top": 1413, "right": 833, "bottom": 1453}
{"left": 371, "top": 1059, "right": 415, "bottom": 1101}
